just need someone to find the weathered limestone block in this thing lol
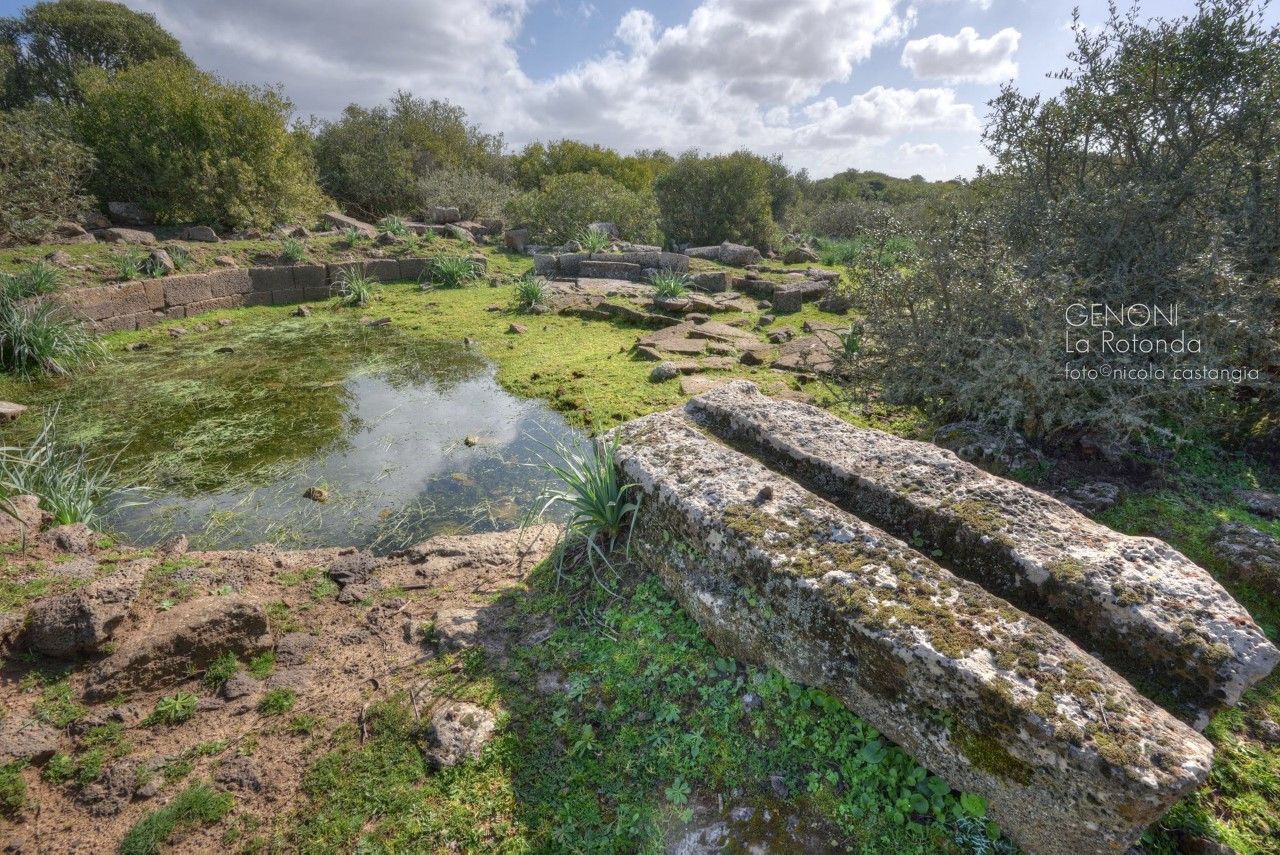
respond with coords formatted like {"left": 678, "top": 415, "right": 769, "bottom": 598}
{"left": 206, "top": 269, "right": 251, "bottom": 298}
{"left": 398, "top": 257, "right": 431, "bottom": 282}
{"left": 186, "top": 296, "right": 244, "bottom": 316}
{"left": 162, "top": 274, "right": 213, "bottom": 308}
{"left": 248, "top": 266, "right": 292, "bottom": 295}
{"left": 611, "top": 410, "right": 1212, "bottom": 855}
{"left": 364, "top": 259, "right": 401, "bottom": 282}
{"left": 289, "top": 264, "right": 326, "bottom": 291}
{"left": 658, "top": 251, "right": 690, "bottom": 272}
{"left": 58, "top": 283, "right": 150, "bottom": 321}
{"left": 532, "top": 254, "right": 558, "bottom": 276}
{"left": 579, "top": 260, "right": 641, "bottom": 280}
{"left": 324, "top": 211, "right": 377, "bottom": 237}
{"left": 687, "top": 381, "right": 1279, "bottom": 726}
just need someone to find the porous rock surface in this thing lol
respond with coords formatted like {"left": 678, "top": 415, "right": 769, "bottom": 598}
{"left": 610, "top": 408, "right": 1213, "bottom": 855}
{"left": 686, "top": 381, "right": 1279, "bottom": 727}
{"left": 23, "top": 561, "right": 147, "bottom": 657}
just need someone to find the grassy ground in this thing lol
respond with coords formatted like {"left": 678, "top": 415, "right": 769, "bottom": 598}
{"left": 2, "top": 238, "right": 1276, "bottom": 852}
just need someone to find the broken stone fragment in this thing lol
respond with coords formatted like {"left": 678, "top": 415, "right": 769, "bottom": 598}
{"left": 610, "top": 407, "right": 1213, "bottom": 855}
{"left": 424, "top": 701, "right": 497, "bottom": 768}
{"left": 23, "top": 562, "right": 146, "bottom": 658}
{"left": 83, "top": 596, "right": 271, "bottom": 701}
{"left": 0, "top": 716, "right": 60, "bottom": 764}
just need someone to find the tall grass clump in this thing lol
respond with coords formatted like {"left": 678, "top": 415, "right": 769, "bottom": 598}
{"left": 113, "top": 248, "right": 145, "bottom": 281}
{"left": 0, "top": 299, "right": 97, "bottom": 378}
{"left": 535, "top": 436, "right": 640, "bottom": 591}
{"left": 335, "top": 270, "right": 378, "bottom": 308}
{"left": 650, "top": 270, "right": 688, "bottom": 300}
{"left": 421, "top": 255, "right": 480, "bottom": 289}
{"left": 378, "top": 215, "right": 410, "bottom": 237}
{"left": 117, "top": 782, "right": 233, "bottom": 855}
{"left": 0, "top": 410, "right": 136, "bottom": 526}
{"left": 0, "top": 262, "right": 61, "bottom": 302}
{"left": 167, "top": 245, "right": 192, "bottom": 272}
{"left": 281, "top": 236, "right": 306, "bottom": 263}
{"left": 513, "top": 273, "right": 546, "bottom": 312}
{"left": 576, "top": 227, "right": 611, "bottom": 253}
{"left": 341, "top": 226, "right": 366, "bottom": 247}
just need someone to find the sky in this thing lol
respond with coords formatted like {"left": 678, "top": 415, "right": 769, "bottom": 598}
{"left": 2, "top": 0, "right": 1266, "bottom": 179}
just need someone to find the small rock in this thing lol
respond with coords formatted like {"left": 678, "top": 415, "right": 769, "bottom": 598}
{"left": 214, "top": 346, "right": 234, "bottom": 354}
{"left": 292, "top": 305, "right": 312, "bottom": 317}
{"left": 147, "top": 249, "right": 175, "bottom": 275}
{"left": 739, "top": 350, "right": 764, "bottom": 366}
{"left": 213, "top": 756, "right": 262, "bottom": 792}
{"left": 1235, "top": 489, "right": 1280, "bottom": 520}
{"left": 463, "top": 435, "right": 480, "bottom": 447}
{"left": 650, "top": 362, "right": 680, "bottom": 382}
{"left": 485, "top": 305, "right": 502, "bottom": 312}
{"left": 181, "top": 225, "right": 219, "bottom": 242}
{"left": 217, "top": 318, "right": 232, "bottom": 327}
{"left": 507, "top": 323, "right": 527, "bottom": 334}
{"left": 124, "top": 342, "right": 150, "bottom": 352}
{"left": 741, "top": 691, "right": 762, "bottom": 712}
{"left": 364, "top": 317, "right": 391, "bottom": 328}
{"left": 326, "top": 551, "right": 380, "bottom": 588}
{"left": 40, "top": 523, "right": 95, "bottom": 554}
{"left": 192, "top": 323, "right": 209, "bottom": 333}
{"left": 44, "top": 250, "right": 72, "bottom": 267}
{"left": 0, "top": 401, "right": 28, "bottom": 422}
{"left": 214, "top": 255, "right": 237, "bottom": 267}
{"left": 0, "top": 494, "right": 43, "bottom": 546}
{"left": 221, "top": 673, "right": 257, "bottom": 700}
{"left": 168, "top": 327, "right": 187, "bottom": 337}
{"left": 769, "top": 773, "right": 789, "bottom": 799}
{"left": 1060, "top": 481, "right": 1121, "bottom": 515}
{"left": 758, "top": 314, "right": 775, "bottom": 326}
{"left": 424, "top": 701, "right": 497, "bottom": 768}
{"left": 303, "top": 486, "right": 329, "bottom": 503}
{"left": 275, "top": 632, "right": 316, "bottom": 666}
{"left": 783, "top": 246, "right": 819, "bottom": 265}
{"left": 0, "top": 716, "right": 60, "bottom": 764}
{"left": 1255, "top": 718, "right": 1280, "bottom": 744}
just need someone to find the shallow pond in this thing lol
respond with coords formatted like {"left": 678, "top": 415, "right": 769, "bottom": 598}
{"left": 8, "top": 312, "right": 585, "bottom": 553}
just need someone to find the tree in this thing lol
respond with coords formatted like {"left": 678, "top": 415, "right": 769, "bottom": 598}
{"left": 75, "top": 58, "right": 330, "bottom": 229}
{"left": 313, "top": 92, "right": 505, "bottom": 219}
{"left": 0, "top": 0, "right": 189, "bottom": 107}
{"left": 653, "top": 151, "right": 776, "bottom": 248}
{"left": 512, "top": 140, "right": 671, "bottom": 194}
{"left": 505, "top": 172, "right": 660, "bottom": 244}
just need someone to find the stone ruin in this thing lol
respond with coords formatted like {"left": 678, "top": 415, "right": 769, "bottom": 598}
{"left": 609, "top": 380, "right": 1278, "bottom": 855}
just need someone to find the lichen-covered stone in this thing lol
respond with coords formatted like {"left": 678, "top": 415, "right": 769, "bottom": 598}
{"left": 687, "top": 381, "right": 1278, "bottom": 727}
{"left": 610, "top": 409, "right": 1212, "bottom": 855}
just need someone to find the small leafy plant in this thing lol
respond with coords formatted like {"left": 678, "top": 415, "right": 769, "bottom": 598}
{"left": 113, "top": 248, "right": 145, "bottom": 281}
{"left": 258, "top": 688, "right": 296, "bottom": 716}
{"left": 341, "top": 226, "right": 366, "bottom": 247}
{"left": 378, "top": 215, "right": 410, "bottom": 237}
{"left": 576, "top": 227, "right": 611, "bottom": 254}
{"left": 650, "top": 270, "right": 689, "bottom": 300}
{"left": 0, "top": 261, "right": 61, "bottom": 302}
{"left": 535, "top": 435, "right": 641, "bottom": 590}
{"left": 335, "top": 269, "right": 378, "bottom": 307}
{"left": 203, "top": 652, "right": 239, "bottom": 690}
{"left": 139, "top": 252, "right": 168, "bottom": 279}
{"left": 513, "top": 273, "right": 546, "bottom": 312}
{"left": 167, "top": 245, "right": 192, "bottom": 272}
{"left": 421, "top": 255, "right": 480, "bottom": 289}
{"left": 281, "top": 236, "right": 306, "bottom": 263}
{"left": 147, "top": 692, "right": 199, "bottom": 726}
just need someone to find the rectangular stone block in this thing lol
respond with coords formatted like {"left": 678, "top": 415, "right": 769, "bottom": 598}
{"left": 611, "top": 409, "right": 1212, "bottom": 855}
{"left": 92, "top": 313, "right": 139, "bottom": 333}
{"left": 558, "top": 252, "right": 586, "bottom": 276}
{"left": 324, "top": 211, "right": 377, "bottom": 237}
{"left": 602, "top": 251, "right": 662, "bottom": 269}
{"left": 58, "top": 283, "right": 150, "bottom": 321}
{"left": 326, "top": 261, "right": 364, "bottom": 286}
{"left": 290, "top": 264, "right": 326, "bottom": 290}
{"left": 303, "top": 286, "right": 332, "bottom": 302}
{"left": 249, "top": 266, "right": 292, "bottom": 294}
{"left": 658, "top": 252, "right": 690, "bottom": 272}
{"left": 687, "top": 381, "right": 1280, "bottom": 726}
{"left": 271, "top": 289, "right": 305, "bottom": 305}
{"left": 144, "top": 279, "right": 165, "bottom": 310}
{"left": 206, "top": 268, "right": 251, "bottom": 297}
{"left": 398, "top": 257, "right": 431, "bottom": 282}
{"left": 244, "top": 291, "right": 272, "bottom": 307}
{"left": 364, "top": 259, "right": 400, "bottom": 282}
{"left": 135, "top": 311, "right": 165, "bottom": 330}
{"left": 185, "top": 296, "right": 243, "bottom": 317}
{"left": 533, "top": 254, "right": 558, "bottom": 276}
{"left": 579, "top": 260, "right": 641, "bottom": 280}
{"left": 162, "top": 274, "right": 213, "bottom": 308}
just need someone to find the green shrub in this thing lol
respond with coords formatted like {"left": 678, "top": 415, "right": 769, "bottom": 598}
{"left": 650, "top": 271, "right": 688, "bottom": 300}
{"left": 75, "top": 58, "right": 330, "bottom": 230}
{"left": 512, "top": 140, "right": 671, "bottom": 194}
{"left": 335, "top": 269, "right": 378, "bottom": 307}
{"left": 513, "top": 273, "right": 546, "bottom": 312}
{"left": 0, "top": 298, "right": 97, "bottom": 378}
{"left": 118, "top": 781, "right": 233, "bottom": 855}
{"left": 0, "top": 107, "right": 95, "bottom": 244}
{"left": 421, "top": 255, "right": 481, "bottom": 289}
{"left": 0, "top": 261, "right": 60, "bottom": 301}
{"left": 653, "top": 151, "right": 777, "bottom": 248}
{"left": 281, "top": 236, "right": 306, "bottom": 263}
{"left": 505, "top": 172, "right": 660, "bottom": 245}
{"left": 0, "top": 409, "right": 135, "bottom": 525}
{"left": 416, "top": 167, "right": 513, "bottom": 221}
{"left": 314, "top": 92, "right": 506, "bottom": 219}
{"left": 576, "top": 227, "right": 611, "bottom": 253}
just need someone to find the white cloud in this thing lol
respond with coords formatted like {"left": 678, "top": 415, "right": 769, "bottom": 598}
{"left": 901, "top": 26, "right": 1020, "bottom": 84}
{"left": 898, "top": 142, "right": 945, "bottom": 157}
{"left": 121, "top": 0, "right": 984, "bottom": 178}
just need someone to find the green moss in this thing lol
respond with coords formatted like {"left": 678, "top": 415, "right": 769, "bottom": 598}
{"left": 950, "top": 724, "right": 1034, "bottom": 785}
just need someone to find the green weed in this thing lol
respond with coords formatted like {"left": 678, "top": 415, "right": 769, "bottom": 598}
{"left": 0, "top": 298, "right": 98, "bottom": 377}
{"left": 422, "top": 255, "right": 481, "bottom": 289}
{"left": 147, "top": 692, "right": 199, "bottom": 726}
{"left": 281, "top": 236, "right": 306, "bottom": 263}
{"left": 513, "top": 273, "right": 546, "bottom": 312}
{"left": 650, "top": 270, "right": 688, "bottom": 300}
{"left": 118, "top": 782, "right": 234, "bottom": 855}
{"left": 0, "top": 261, "right": 60, "bottom": 301}
{"left": 259, "top": 688, "right": 296, "bottom": 715}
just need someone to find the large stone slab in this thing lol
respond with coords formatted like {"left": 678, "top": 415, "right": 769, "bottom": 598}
{"left": 687, "top": 381, "right": 1279, "bottom": 726}
{"left": 611, "top": 409, "right": 1212, "bottom": 855}
{"left": 325, "top": 211, "right": 377, "bottom": 237}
